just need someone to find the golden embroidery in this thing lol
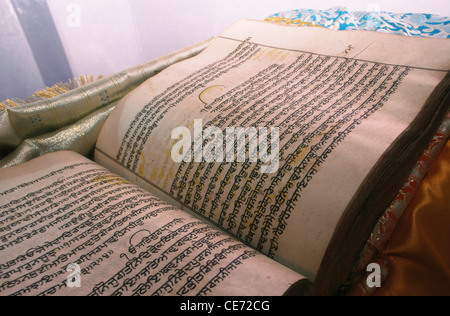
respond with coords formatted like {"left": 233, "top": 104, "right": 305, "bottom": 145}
{"left": 264, "top": 17, "right": 324, "bottom": 28}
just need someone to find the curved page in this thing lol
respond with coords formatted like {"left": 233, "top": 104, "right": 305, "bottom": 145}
{"left": 0, "top": 151, "right": 305, "bottom": 296}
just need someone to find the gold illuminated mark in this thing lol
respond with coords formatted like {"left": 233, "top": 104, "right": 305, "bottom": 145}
{"left": 253, "top": 48, "right": 268, "bottom": 61}
{"left": 92, "top": 175, "right": 130, "bottom": 186}
{"left": 138, "top": 151, "right": 146, "bottom": 178}
{"left": 253, "top": 48, "right": 290, "bottom": 62}
{"left": 279, "top": 52, "right": 289, "bottom": 61}
{"left": 199, "top": 85, "right": 226, "bottom": 105}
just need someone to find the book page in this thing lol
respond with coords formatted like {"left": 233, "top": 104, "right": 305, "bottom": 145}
{"left": 0, "top": 151, "right": 306, "bottom": 296}
{"left": 95, "top": 20, "right": 450, "bottom": 286}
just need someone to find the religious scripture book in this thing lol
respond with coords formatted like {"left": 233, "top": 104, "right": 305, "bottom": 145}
{"left": 1, "top": 20, "right": 449, "bottom": 296}
{"left": 0, "top": 151, "right": 307, "bottom": 296}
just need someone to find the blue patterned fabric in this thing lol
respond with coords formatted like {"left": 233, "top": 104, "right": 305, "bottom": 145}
{"left": 267, "top": 7, "right": 450, "bottom": 38}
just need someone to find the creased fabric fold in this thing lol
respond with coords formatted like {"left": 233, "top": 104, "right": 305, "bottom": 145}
{"left": 0, "top": 37, "right": 213, "bottom": 167}
{"left": 347, "top": 114, "right": 450, "bottom": 296}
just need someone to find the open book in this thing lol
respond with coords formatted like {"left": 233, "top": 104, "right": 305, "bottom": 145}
{"left": 1, "top": 20, "right": 449, "bottom": 296}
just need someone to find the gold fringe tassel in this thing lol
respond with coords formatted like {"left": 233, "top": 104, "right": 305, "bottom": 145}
{"left": 0, "top": 75, "right": 103, "bottom": 110}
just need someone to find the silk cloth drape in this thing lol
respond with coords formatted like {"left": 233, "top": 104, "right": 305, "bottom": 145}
{"left": 0, "top": 38, "right": 213, "bottom": 169}
{"left": 374, "top": 138, "right": 450, "bottom": 295}
{"left": 347, "top": 114, "right": 450, "bottom": 296}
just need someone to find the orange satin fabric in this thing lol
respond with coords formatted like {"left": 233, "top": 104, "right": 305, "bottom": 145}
{"left": 375, "top": 140, "right": 450, "bottom": 296}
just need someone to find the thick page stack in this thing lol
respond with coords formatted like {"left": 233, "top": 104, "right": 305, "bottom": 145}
{"left": 95, "top": 20, "right": 450, "bottom": 295}
{"left": 0, "top": 151, "right": 306, "bottom": 296}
